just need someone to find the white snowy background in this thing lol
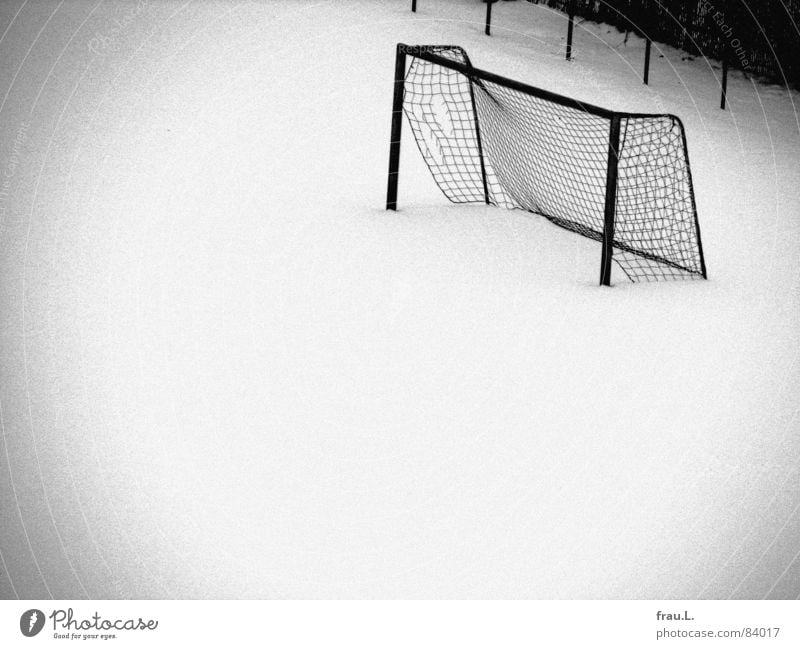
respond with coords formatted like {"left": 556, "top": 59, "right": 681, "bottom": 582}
{"left": 0, "top": 0, "right": 798, "bottom": 599}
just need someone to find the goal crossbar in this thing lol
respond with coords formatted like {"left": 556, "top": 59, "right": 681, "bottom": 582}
{"left": 386, "top": 43, "right": 708, "bottom": 285}
{"left": 402, "top": 44, "right": 617, "bottom": 119}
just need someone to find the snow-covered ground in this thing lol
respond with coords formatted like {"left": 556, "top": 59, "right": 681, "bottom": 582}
{"left": 0, "top": 0, "right": 798, "bottom": 599}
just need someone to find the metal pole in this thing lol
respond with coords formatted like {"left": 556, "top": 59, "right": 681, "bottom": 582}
{"left": 386, "top": 45, "right": 407, "bottom": 210}
{"left": 566, "top": 12, "right": 574, "bottom": 61}
{"left": 600, "top": 115, "right": 622, "bottom": 286}
{"left": 643, "top": 38, "right": 651, "bottom": 84}
{"left": 485, "top": 0, "right": 493, "bottom": 36}
{"left": 406, "top": 42, "right": 616, "bottom": 118}
{"left": 720, "top": 55, "right": 728, "bottom": 109}
{"left": 466, "top": 73, "right": 490, "bottom": 205}
{"left": 412, "top": 0, "right": 416, "bottom": 12}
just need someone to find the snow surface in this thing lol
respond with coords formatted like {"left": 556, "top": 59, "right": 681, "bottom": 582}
{"left": 0, "top": 0, "right": 798, "bottom": 599}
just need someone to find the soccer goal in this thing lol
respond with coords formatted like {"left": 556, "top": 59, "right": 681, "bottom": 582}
{"left": 386, "top": 44, "right": 707, "bottom": 285}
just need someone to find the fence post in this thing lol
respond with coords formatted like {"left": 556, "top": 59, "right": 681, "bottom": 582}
{"left": 411, "top": 0, "right": 416, "bottom": 12}
{"left": 485, "top": 0, "right": 493, "bottom": 36}
{"left": 643, "top": 37, "right": 652, "bottom": 84}
{"left": 600, "top": 115, "right": 622, "bottom": 286}
{"left": 720, "top": 55, "right": 728, "bottom": 109}
{"left": 566, "top": 11, "right": 574, "bottom": 60}
{"left": 386, "top": 45, "right": 407, "bottom": 210}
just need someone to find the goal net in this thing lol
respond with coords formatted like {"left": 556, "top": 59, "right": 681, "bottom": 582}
{"left": 386, "top": 44, "right": 707, "bottom": 285}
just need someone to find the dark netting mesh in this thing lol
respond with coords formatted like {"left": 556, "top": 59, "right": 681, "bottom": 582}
{"left": 401, "top": 45, "right": 706, "bottom": 283}
{"left": 613, "top": 116, "right": 705, "bottom": 281}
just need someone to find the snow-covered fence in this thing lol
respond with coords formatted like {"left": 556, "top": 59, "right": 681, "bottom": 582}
{"left": 410, "top": 0, "right": 800, "bottom": 108}
{"left": 523, "top": 0, "right": 800, "bottom": 87}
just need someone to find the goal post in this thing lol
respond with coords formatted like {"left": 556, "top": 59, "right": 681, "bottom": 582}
{"left": 386, "top": 43, "right": 707, "bottom": 285}
{"left": 385, "top": 46, "right": 407, "bottom": 211}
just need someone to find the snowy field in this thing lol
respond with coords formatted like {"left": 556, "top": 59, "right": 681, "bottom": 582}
{"left": 0, "top": 0, "right": 799, "bottom": 599}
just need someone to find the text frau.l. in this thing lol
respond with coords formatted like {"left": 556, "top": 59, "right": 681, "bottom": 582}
{"left": 656, "top": 610, "right": 694, "bottom": 621}
{"left": 50, "top": 609, "right": 158, "bottom": 632}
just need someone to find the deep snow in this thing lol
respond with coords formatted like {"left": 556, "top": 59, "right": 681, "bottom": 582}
{"left": 0, "top": 0, "right": 798, "bottom": 599}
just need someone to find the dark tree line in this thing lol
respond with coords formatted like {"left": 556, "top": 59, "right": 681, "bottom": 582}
{"left": 524, "top": 0, "right": 800, "bottom": 86}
